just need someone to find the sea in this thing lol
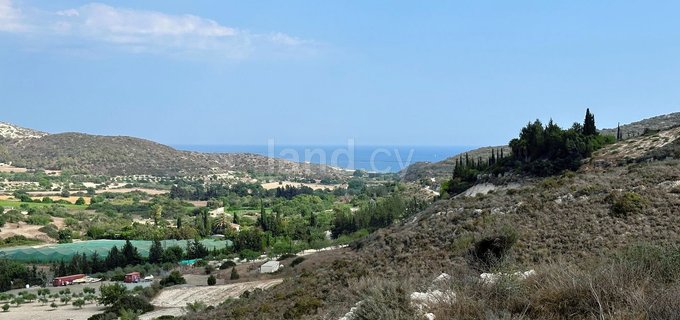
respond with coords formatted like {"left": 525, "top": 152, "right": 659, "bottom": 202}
{"left": 173, "top": 144, "right": 473, "bottom": 173}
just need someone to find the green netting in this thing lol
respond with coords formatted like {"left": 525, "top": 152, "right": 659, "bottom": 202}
{"left": 0, "top": 239, "right": 232, "bottom": 262}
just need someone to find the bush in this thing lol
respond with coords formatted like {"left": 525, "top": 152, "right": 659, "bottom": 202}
{"left": 472, "top": 225, "right": 518, "bottom": 271}
{"left": 160, "top": 271, "right": 186, "bottom": 287}
{"left": 219, "top": 260, "right": 236, "bottom": 270}
{"left": 277, "top": 253, "right": 297, "bottom": 261}
{"left": 610, "top": 192, "right": 649, "bottom": 217}
{"left": 88, "top": 312, "right": 118, "bottom": 320}
{"left": 207, "top": 275, "right": 216, "bottom": 286}
{"left": 230, "top": 267, "right": 240, "bottom": 280}
{"left": 291, "top": 257, "right": 305, "bottom": 268}
{"left": 204, "top": 265, "right": 215, "bottom": 275}
{"left": 108, "top": 295, "right": 153, "bottom": 315}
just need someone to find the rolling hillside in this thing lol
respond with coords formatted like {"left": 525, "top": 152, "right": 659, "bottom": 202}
{"left": 195, "top": 122, "right": 680, "bottom": 319}
{"left": 0, "top": 123, "right": 345, "bottom": 178}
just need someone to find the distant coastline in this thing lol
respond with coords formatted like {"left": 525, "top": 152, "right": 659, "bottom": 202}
{"left": 173, "top": 145, "right": 473, "bottom": 173}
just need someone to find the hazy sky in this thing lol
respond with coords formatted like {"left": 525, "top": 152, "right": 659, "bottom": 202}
{"left": 1, "top": 1, "right": 679, "bottom": 146}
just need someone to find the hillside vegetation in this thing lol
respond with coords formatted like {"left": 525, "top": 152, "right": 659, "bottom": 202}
{"left": 403, "top": 111, "right": 680, "bottom": 184}
{"left": 0, "top": 126, "right": 343, "bottom": 178}
{"left": 192, "top": 114, "right": 680, "bottom": 319}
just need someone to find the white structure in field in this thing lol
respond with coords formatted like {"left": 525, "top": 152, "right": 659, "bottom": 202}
{"left": 260, "top": 261, "right": 281, "bottom": 273}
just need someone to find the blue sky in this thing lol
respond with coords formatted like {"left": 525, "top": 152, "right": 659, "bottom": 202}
{"left": 1, "top": 1, "right": 679, "bottom": 146}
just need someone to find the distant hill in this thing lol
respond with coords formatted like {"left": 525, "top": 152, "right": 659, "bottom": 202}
{"left": 400, "top": 145, "right": 511, "bottom": 182}
{"left": 401, "top": 112, "right": 680, "bottom": 183}
{"left": 0, "top": 123, "right": 345, "bottom": 178}
{"left": 600, "top": 112, "right": 680, "bottom": 138}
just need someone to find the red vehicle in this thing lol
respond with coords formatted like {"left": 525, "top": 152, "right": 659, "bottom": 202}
{"left": 124, "top": 272, "right": 141, "bottom": 283}
{"left": 52, "top": 274, "right": 85, "bottom": 287}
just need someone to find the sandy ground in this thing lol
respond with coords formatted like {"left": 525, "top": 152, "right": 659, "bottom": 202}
{"left": 0, "top": 165, "right": 28, "bottom": 173}
{"left": 1, "top": 281, "right": 153, "bottom": 320}
{"left": 144, "top": 279, "right": 283, "bottom": 319}
{"left": 261, "top": 181, "right": 343, "bottom": 190}
{"left": 0, "top": 300, "right": 106, "bottom": 320}
{"left": 0, "top": 195, "right": 90, "bottom": 204}
{"left": 0, "top": 217, "right": 65, "bottom": 243}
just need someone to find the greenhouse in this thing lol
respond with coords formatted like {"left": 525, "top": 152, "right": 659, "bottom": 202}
{"left": 0, "top": 239, "right": 232, "bottom": 262}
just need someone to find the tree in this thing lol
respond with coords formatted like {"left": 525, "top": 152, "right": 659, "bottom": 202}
{"left": 50, "top": 302, "right": 58, "bottom": 309}
{"left": 105, "top": 246, "right": 122, "bottom": 270}
{"left": 73, "top": 298, "right": 85, "bottom": 309}
{"left": 207, "top": 275, "right": 216, "bottom": 286}
{"left": 75, "top": 197, "right": 86, "bottom": 205}
{"left": 186, "top": 239, "right": 208, "bottom": 259}
{"left": 1, "top": 304, "right": 7, "bottom": 312}
{"left": 583, "top": 108, "right": 597, "bottom": 136}
{"left": 60, "top": 295, "right": 71, "bottom": 305}
{"left": 176, "top": 216, "right": 182, "bottom": 229}
{"left": 121, "top": 240, "right": 142, "bottom": 266}
{"left": 99, "top": 283, "right": 127, "bottom": 306}
{"left": 152, "top": 204, "right": 163, "bottom": 226}
{"left": 148, "top": 239, "right": 163, "bottom": 264}
{"left": 230, "top": 267, "right": 240, "bottom": 280}
{"left": 160, "top": 271, "right": 186, "bottom": 287}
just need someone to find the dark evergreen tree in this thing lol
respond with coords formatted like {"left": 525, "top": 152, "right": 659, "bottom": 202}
{"left": 105, "top": 246, "right": 121, "bottom": 269}
{"left": 176, "top": 217, "right": 182, "bottom": 229}
{"left": 121, "top": 240, "right": 142, "bottom": 266}
{"left": 90, "top": 251, "right": 102, "bottom": 274}
{"left": 149, "top": 239, "right": 164, "bottom": 264}
{"left": 583, "top": 108, "right": 597, "bottom": 135}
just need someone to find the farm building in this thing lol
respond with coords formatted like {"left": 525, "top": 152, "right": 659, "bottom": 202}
{"left": 260, "top": 261, "right": 281, "bottom": 273}
{"left": 124, "top": 272, "right": 141, "bottom": 283}
{"left": 52, "top": 274, "right": 85, "bottom": 286}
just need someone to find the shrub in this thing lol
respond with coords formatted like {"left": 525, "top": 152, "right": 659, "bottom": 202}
{"left": 277, "top": 253, "right": 297, "bottom": 261}
{"left": 472, "top": 225, "right": 518, "bottom": 271}
{"left": 610, "top": 192, "right": 649, "bottom": 217}
{"left": 88, "top": 313, "right": 118, "bottom": 320}
{"left": 108, "top": 295, "right": 153, "bottom": 315}
{"left": 160, "top": 271, "right": 186, "bottom": 287}
{"left": 230, "top": 267, "right": 240, "bottom": 280}
{"left": 204, "top": 265, "right": 215, "bottom": 275}
{"left": 207, "top": 275, "right": 216, "bottom": 286}
{"left": 219, "top": 261, "right": 236, "bottom": 270}
{"left": 1, "top": 304, "right": 8, "bottom": 312}
{"left": 291, "top": 257, "right": 305, "bottom": 268}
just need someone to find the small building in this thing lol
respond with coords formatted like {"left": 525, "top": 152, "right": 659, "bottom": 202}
{"left": 260, "top": 261, "right": 281, "bottom": 274}
{"left": 52, "top": 274, "right": 85, "bottom": 287}
{"left": 124, "top": 272, "right": 141, "bottom": 283}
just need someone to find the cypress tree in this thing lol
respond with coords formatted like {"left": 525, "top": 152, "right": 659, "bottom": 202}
{"left": 583, "top": 108, "right": 597, "bottom": 135}
{"left": 149, "top": 239, "right": 164, "bottom": 264}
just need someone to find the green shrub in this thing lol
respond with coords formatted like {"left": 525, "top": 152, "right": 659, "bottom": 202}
{"left": 207, "top": 275, "right": 216, "bottom": 286}
{"left": 160, "top": 271, "right": 186, "bottom": 287}
{"left": 108, "top": 295, "right": 153, "bottom": 315}
{"left": 610, "top": 192, "right": 649, "bottom": 217}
